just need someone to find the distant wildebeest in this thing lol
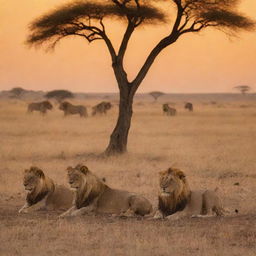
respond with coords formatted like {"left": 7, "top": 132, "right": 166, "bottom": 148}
{"left": 59, "top": 101, "right": 88, "bottom": 117}
{"left": 92, "top": 101, "right": 112, "bottom": 116}
{"left": 162, "top": 103, "right": 176, "bottom": 116}
{"left": 27, "top": 101, "right": 53, "bottom": 115}
{"left": 185, "top": 102, "right": 193, "bottom": 112}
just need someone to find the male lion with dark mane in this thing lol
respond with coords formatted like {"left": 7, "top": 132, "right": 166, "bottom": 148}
{"left": 19, "top": 166, "right": 73, "bottom": 213}
{"left": 59, "top": 164, "right": 152, "bottom": 218}
{"left": 59, "top": 101, "right": 88, "bottom": 117}
{"left": 27, "top": 100, "right": 53, "bottom": 115}
{"left": 92, "top": 101, "right": 112, "bottom": 116}
{"left": 154, "top": 167, "right": 224, "bottom": 220}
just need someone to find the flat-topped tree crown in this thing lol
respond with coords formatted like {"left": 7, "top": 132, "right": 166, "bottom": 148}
{"left": 26, "top": 0, "right": 255, "bottom": 155}
{"left": 27, "top": 0, "right": 166, "bottom": 49}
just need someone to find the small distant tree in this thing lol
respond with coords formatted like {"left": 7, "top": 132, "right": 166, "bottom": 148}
{"left": 149, "top": 91, "right": 165, "bottom": 101}
{"left": 45, "top": 89, "right": 74, "bottom": 102}
{"left": 27, "top": 0, "right": 255, "bottom": 155}
{"left": 234, "top": 85, "right": 251, "bottom": 95}
{"left": 9, "top": 87, "right": 26, "bottom": 99}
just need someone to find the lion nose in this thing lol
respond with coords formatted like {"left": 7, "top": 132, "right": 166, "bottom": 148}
{"left": 69, "top": 181, "right": 74, "bottom": 185}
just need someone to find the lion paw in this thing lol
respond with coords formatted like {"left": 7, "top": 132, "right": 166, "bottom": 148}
{"left": 18, "top": 208, "right": 28, "bottom": 214}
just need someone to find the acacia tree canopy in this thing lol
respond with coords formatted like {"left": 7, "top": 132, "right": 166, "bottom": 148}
{"left": 234, "top": 85, "right": 251, "bottom": 94}
{"left": 27, "top": 0, "right": 166, "bottom": 48}
{"left": 149, "top": 91, "right": 165, "bottom": 101}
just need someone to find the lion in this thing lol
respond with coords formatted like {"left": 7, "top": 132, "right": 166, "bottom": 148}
{"left": 162, "top": 103, "right": 176, "bottom": 116}
{"left": 154, "top": 167, "right": 224, "bottom": 220}
{"left": 185, "top": 102, "right": 193, "bottom": 112}
{"left": 59, "top": 101, "right": 88, "bottom": 117}
{"left": 27, "top": 100, "right": 53, "bottom": 115}
{"left": 92, "top": 101, "right": 112, "bottom": 116}
{"left": 19, "top": 166, "right": 73, "bottom": 213}
{"left": 59, "top": 164, "right": 152, "bottom": 218}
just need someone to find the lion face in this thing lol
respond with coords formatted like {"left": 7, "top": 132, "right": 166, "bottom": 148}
{"left": 59, "top": 102, "right": 69, "bottom": 110}
{"left": 159, "top": 168, "right": 186, "bottom": 196}
{"left": 23, "top": 167, "right": 45, "bottom": 192}
{"left": 43, "top": 101, "right": 53, "bottom": 110}
{"left": 67, "top": 165, "right": 89, "bottom": 190}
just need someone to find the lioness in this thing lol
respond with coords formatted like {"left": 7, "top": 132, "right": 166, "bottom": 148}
{"left": 59, "top": 165, "right": 152, "bottom": 218}
{"left": 27, "top": 100, "right": 53, "bottom": 115}
{"left": 154, "top": 167, "right": 224, "bottom": 220}
{"left": 19, "top": 166, "right": 73, "bottom": 213}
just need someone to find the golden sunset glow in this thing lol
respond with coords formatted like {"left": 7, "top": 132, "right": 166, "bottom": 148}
{"left": 1, "top": 0, "right": 256, "bottom": 93}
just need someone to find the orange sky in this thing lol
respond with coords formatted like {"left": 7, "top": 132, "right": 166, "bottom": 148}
{"left": 0, "top": 0, "right": 256, "bottom": 93}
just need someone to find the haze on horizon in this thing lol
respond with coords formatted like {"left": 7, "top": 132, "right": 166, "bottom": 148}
{"left": 1, "top": 0, "right": 256, "bottom": 94}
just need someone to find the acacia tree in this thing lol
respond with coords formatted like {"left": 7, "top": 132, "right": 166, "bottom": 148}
{"left": 27, "top": 0, "right": 254, "bottom": 155}
{"left": 149, "top": 91, "right": 165, "bottom": 101}
{"left": 234, "top": 85, "right": 251, "bottom": 95}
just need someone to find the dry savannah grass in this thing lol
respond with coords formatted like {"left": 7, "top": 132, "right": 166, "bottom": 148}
{"left": 0, "top": 95, "right": 256, "bottom": 256}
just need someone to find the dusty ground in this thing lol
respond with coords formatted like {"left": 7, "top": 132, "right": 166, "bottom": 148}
{"left": 0, "top": 96, "right": 256, "bottom": 256}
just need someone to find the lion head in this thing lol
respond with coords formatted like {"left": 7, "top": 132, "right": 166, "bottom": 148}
{"left": 23, "top": 166, "right": 54, "bottom": 206}
{"left": 23, "top": 166, "right": 45, "bottom": 192}
{"left": 158, "top": 167, "right": 191, "bottom": 216}
{"left": 43, "top": 101, "right": 53, "bottom": 110}
{"left": 67, "top": 164, "right": 107, "bottom": 209}
{"left": 59, "top": 101, "right": 70, "bottom": 111}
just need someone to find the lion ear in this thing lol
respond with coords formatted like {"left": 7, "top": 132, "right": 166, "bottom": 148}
{"left": 67, "top": 166, "right": 73, "bottom": 172}
{"left": 167, "top": 168, "right": 173, "bottom": 174}
{"left": 79, "top": 165, "right": 89, "bottom": 175}
{"left": 176, "top": 170, "right": 186, "bottom": 180}
{"left": 30, "top": 166, "right": 45, "bottom": 178}
{"left": 159, "top": 170, "right": 165, "bottom": 176}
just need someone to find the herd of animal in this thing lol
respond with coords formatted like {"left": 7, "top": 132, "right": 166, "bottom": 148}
{"left": 162, "top": 102, "right": 193, "bottom": 116}
{"left": 19, "top": 165, "right": 225, "bottom": 220}
{"left": 27, "top": 100, "right": 193, "bottom": 117}
{"left": 27, "top": 101, "right": 112, "bottom": 117}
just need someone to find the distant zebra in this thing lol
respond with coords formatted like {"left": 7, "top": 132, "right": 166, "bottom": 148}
{"left": 185, "top": 102, "right": 193, "bottom": 112}
{"left": 27, "top": 101, "right": 53, "bottom": 115}
{"left": 162, "top": 104, "right": 176, "bottom": 116}
{"left": 59, "top": 101, "right": 88, "bottom": 117}
{"left": 92, "top": 101, "right": 112, "bottom": 116}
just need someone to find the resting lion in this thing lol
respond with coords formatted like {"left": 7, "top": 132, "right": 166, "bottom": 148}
{"left": 19, "top": 166, "right": 73, "bottom": 213}
{"left": 59, "top": 165, "right": 152, "bottom": 218}
{"left": 154, "top": 167, "right": 224, "bottom": 220}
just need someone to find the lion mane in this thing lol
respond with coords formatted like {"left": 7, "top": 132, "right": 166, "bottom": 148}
{"left": 19, "top": 166, "right": 73, "bottom": 213}
{"left": 60, "top": 164, "right": 152, "bottom": 218}
{"left": 158, "top": 167, "right": 191, "bottom": 217}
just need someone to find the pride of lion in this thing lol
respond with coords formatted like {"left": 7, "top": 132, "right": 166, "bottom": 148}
{"left": 19, "top": 164, "right": 227, "bottom": 220}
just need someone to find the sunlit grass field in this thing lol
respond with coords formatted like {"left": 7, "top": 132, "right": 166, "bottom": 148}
{"left": 0, "top": 96, "right": 255, "bottom": 256}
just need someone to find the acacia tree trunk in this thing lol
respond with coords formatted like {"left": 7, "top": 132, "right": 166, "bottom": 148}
{"left": 104, "top": 85, "right": 134, "bottom": 155}
{"left": 103, "top": 20, "right": 179, "bottom": 156}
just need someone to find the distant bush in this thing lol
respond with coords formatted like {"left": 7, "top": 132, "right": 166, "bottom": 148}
{"left": 45, "top": 90, "right": 74, "bottom": 102}
{"left": 9, "top": 87, "right": 26, "bottom": 99}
